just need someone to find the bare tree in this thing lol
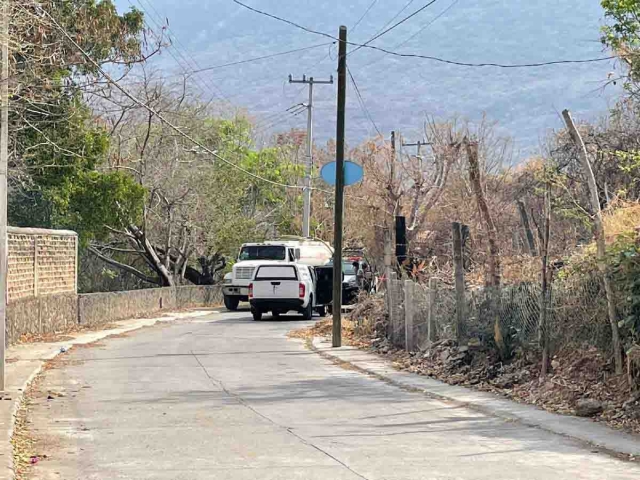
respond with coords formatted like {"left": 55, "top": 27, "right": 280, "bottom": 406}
{"left": 562, "top": 109, "right": 623, "bottom": 375}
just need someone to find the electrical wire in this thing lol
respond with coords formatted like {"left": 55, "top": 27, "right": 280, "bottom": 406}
{"left": 38, "top": 5, "right": 306, "bottom": 191}
{"left": 231, "top": 0, "right": 619, "bottom": 68}
{"left": 347, "top": 67, "right": 382, "bottom": 137}
{"left": 358, "top": 0, "right": 460, "bottom": 70}
{"left": 351, "top": 0, "right": 378, "bottom": 35}
{"left": 135, "top": 0, "right": 230, "bottom": 103}
{"left": 350, "top": 0, "right": 438, "bottom": 55}
{"left": 130, "top": 0, "right": 229, "bottom": 104}
{"left": 393, "top": 0, "right": 460, "bottom": 50}
{"left": 361, "top": 0, "right": 415, "bottom": 43}
{"left": 190, "top": 42, "right": 334, "bottom": 73}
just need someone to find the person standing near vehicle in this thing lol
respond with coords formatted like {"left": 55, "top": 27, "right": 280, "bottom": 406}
{"left": 354, "top": 261, "right": 365, "bottom": 290}
{"left": 362, "top": 263, "right": 373, "bottom": 293}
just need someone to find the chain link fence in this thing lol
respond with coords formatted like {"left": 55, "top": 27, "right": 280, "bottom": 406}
{"left": 387, "top": 272, "right": 617, "bottom": 355}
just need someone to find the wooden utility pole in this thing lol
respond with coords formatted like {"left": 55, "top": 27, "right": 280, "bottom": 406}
{"left": 452, "top": 222, "right": 466, "bottom": 345}
{"left": 539, "top": 182, "right": 552, "bottom": 377}
{"left": 517, "top": 200, "right": 537, "bottom": 256}
{"left": 288, "top": 75, "right": 333, "bottom": 237}
{"left": 332, "top": 26, "right": 347, "bottom": 348}
{"left": 427, "top": 277, "right": 438, "bottom": 343}
{"left": 0, "top": 0, "right": 9, "bottom": 391}
{"left": 562, "top": 109, "right": 623, "bottom": 375}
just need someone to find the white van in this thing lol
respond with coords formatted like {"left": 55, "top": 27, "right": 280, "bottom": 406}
{"left": 248, "top": 262, "right": 320, "bottom": 321}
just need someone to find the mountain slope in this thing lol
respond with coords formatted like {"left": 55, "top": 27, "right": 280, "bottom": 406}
{"left": 115, "top": 0, "right": 621, "bottom": 156}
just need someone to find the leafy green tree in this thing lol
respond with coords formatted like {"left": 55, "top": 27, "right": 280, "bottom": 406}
{"left": 9, "top": 1, "right": 150, "bottom": 241}
{"left": 602, "top": 0, "right": 640, "bottom": 85}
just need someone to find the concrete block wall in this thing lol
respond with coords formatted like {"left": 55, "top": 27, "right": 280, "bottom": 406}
{"left": 6, "top": 286, "right": 222, "bottom": 345}
{"left": 7, "top": 227, "right": 77, "bottom": 302}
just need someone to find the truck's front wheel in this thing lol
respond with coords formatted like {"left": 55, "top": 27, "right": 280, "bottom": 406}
{"left": 224, "top": 296, "right": 240, "bottom": 311}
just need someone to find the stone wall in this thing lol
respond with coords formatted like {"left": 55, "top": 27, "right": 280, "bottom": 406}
{"left": 78, "top": 287, "right": 177, "bottom": 327}
{"left": 7, "top": 286, "right": 222, "bottom": 345}
{"left": 7, "top": 293, "right": 78, "bottom": 344}
{"left": 7, "top": 227, "right": 77, "bottom": 302}
{"left": 175, "top": 285, "right": 223, "bottom": 308}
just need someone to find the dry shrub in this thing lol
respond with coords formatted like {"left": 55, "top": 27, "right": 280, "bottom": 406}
{"left": 349, "top": 293, "right": 387, "bottom": 339}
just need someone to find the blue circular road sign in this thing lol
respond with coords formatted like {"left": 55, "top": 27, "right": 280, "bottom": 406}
{"left": 320, "top": 161, "right": 364, "bottom": 186}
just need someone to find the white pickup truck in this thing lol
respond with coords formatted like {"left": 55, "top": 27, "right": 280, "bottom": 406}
{"left": 248, "top": 262, "right": 320, "bottom": 321}
{"left": 222, "top": 238, "right": 333, "bottom": 311}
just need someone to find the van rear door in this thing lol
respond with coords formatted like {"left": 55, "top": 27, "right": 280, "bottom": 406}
{"left": 252, "top": 265, "right": 300, "bottom": 299}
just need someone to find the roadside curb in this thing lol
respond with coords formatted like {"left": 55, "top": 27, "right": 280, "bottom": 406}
{"left": 3, "top": 309, "right": 217, "bottom": 479}
{"left": 310, "top": 337, "right": 640, "bottom": 459}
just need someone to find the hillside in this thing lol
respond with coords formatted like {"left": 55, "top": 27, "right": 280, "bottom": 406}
{"left": 116, "top": 0, "right": 621, "bottom": 156}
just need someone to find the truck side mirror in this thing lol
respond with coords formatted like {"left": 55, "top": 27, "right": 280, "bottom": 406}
{"left": 295, "top": 248, "right": 301, "bottom": 260}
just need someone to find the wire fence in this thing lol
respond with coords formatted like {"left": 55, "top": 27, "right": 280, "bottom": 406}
{"left": 386, "top": 272, "right": 620, "bottom": 355}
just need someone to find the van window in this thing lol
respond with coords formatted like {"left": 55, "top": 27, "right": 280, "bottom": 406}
{"left": 255, "top": 265, "right": 298, "bottom": 280}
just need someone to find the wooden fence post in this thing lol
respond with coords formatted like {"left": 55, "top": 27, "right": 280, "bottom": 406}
{"left": 404, "top": 279, "right": 415, "bottom": 351}
{"left": 452, "top": 222, "right": 466, "bottom": 345}
{"left": 427, "top": 277, "right": 437, "bottom": 343}
{"left": 387, "top": 271, "right": 397, "bottom": 341}
{"left": 517, "top": 200, "right": 537, "bottom": 256}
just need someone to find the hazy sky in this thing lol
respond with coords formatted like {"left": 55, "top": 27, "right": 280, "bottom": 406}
{"left": 114, "top": 0, "right": 622, "bottom": 158}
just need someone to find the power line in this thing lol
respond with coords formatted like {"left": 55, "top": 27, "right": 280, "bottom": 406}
{"left": 231, "top": 0, "right": 336, "bottom": 41}
{"left": 231, "top": 0, "right": 618, "bottom": 68}
{"left": 350, "top": 0, "right": 439, "bottom": 55}
{"left": 351, "top": 0, "right": 379, "bottom": 34}
{"left": 134, "top": 0, "right": 231, "bottom": 104}
{"left": 131, "top": 2, "right": 316, "bottom": 139}
{"left": 190, "top": 42, "right": 333, "bottom": 74}
{"left": 347, "top": 67, "right": 382, "bottom": 137}
{"left": 363, "top": 0, "right": 416, "bottom": 42}
{"left": 39, "top": 5, "right": 306, "bottom": 191}
{"left": 393, "top": 0, "right": 460, "bottom": 50}
{"left": 358, "top": 0, "right": 460, "bottom": 70}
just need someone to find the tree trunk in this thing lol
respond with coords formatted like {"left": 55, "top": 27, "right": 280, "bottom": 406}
{"left": 466, "top": 142, "right": 501, "bottom": 287}
{"left": 129, "top": 225, "right": 175, "bottom": 287}
{"left": 466, "top": 141, "right": 505, "bottom": 358}
{"left": 517, "top": 200, "right": 537, "bottom": 256}
{"left": 562, "top": 109, "right": 623, "bottom": 375}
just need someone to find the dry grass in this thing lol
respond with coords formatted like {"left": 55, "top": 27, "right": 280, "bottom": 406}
{"left": 603, "top": 199, "right": 640, "bottom": 243}
{"left": 11, "top": 374, "right": 44, "bottom": 480}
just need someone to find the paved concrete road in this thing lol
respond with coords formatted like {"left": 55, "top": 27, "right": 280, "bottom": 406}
{"left": 26, "top": 310, "right": 640, "bottom": 480}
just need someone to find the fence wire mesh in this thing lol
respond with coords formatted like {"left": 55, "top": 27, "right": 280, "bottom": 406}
{"left": 386, "top": 273, "right": 618, "bottom": 355}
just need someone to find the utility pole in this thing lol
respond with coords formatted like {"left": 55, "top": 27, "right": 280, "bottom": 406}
{"left": 0, "top": 0, "right": 9, "bottom": 391}
{"left": 402, "top": 139, "right": 431, "bottom": 167}
{"left": 332, "top": 25, "right": 347, "bottom": 348}
{"left": 288, "top": 74, "right": 333, "bottom": 238}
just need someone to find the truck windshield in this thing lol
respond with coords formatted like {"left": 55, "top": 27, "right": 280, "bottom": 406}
{"left": 238, "top": 245, "right": 286, "bottom": 261}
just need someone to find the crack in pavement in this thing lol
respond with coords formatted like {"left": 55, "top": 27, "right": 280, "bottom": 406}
{"left": 190, "top": 350, "right": 370, "bottom": 480}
